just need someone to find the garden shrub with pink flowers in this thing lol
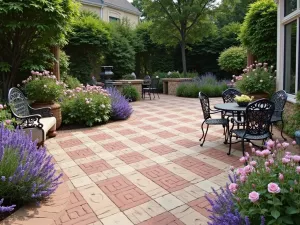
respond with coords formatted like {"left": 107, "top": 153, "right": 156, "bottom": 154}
{"left": 217, "top": 140, "right": 300, "bottom": 225}
{"left": 61, "top": 85, "right": 111, "bottom": 126}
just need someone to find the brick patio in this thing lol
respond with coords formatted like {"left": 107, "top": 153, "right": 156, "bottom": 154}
{"left": 46, "top": 95, "right": 298, "bottom": 225}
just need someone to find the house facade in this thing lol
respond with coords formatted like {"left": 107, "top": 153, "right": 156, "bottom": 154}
{"left": 80, "top": 0, "right": 141, "bottom": 27}
{"left": 277, "top": 0, "right": 298, "bottom": 102}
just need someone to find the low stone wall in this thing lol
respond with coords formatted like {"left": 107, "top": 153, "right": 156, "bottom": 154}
{"left": 112, "top": 80, "right": 143, "bottom": 98}
{"left": 2, "top": 179, "right": 69, "bottom": 225}
{"left": 162, "top": 78, "right": 193, "bottom": 95}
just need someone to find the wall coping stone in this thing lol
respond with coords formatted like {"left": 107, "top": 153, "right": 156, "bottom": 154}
{"left": 117, "top": 80, "right": 144, "bottom": 84}
{"left": 162, "top": 78, "right": 193, "bottom": 82}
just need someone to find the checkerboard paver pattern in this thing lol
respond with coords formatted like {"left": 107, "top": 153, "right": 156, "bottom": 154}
{"left": 46, "top": 95, "right": 296, "bottom": 225}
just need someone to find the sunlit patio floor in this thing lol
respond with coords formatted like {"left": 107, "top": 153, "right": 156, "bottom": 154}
{"left": 46, "top": 94, "right": 299, "bottom": 225}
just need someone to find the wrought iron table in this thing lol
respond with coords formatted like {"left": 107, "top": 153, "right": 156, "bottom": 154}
{"left": 214, "top": 103, "right": 247, "bottom": 112}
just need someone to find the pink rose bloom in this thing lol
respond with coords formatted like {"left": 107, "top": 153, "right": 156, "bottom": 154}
{"left": 256, "top": 150, "right": 263, "bottom": 157}
{"left": 276, "top": 143, "right": 282, "bottom": 148}
{"left": 251, "top": 148, "right": 256, "bottom": 153}
{"left": 296, "top": 166, "right": 300, "bottom": 174}
{"left": 239, "top": 157, "right": 246, "bottom": 163}
{"left": 292, "top": 140, "right": 297, "bottom": 145}
{"left": 240, "top": 175, "right": 247, "bottom": 183}
{"left": 279, "top": 173, "right": 284, "bottom": 181}
{"left": 269, "top": 158, "right": 274, "bottom": 165}
{"left": 5, "top": 120, "right": 11, "bottom": 125}
{"left": 229, "top": 183, "right": 238, "bottom": 193}
{"left": 262, "top": 149, "right": 271, "bottom": 156}
{"left": 286, "top": 152, "right": 291, "bottom": 155}
{"left": 293, "top": 155, "right": 300, "bottom": 162}
{"left": 265, "top": 161, "right": 270, "bottom": 167}
{"left": 266, "top": 140, "right": 275, "bottom": 148}
{"left": 282, "top": 158, "right": 290, "bottom": 164}
{"left": 268, "top": 183, "right": 280, "bottom": 193}
{"left": 248, "top": 191, "right": 260, "bottom": 203}
{"left": 244, "top": 165, "right": 252, "bottom": 174}
{"left": 282, "top": 142, "right": 289, "bottom": 148}
{"left": 236, "top": 168, "right": 245, "bottom": 176}
{"left": 250, "top": 161, "right": 257, "bottom": 167}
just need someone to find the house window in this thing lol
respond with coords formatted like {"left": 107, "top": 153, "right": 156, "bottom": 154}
{"left": 109, "top": 16, "right": 120, "bottom": 22}
{"left": 284, "top": 0, "right": 297, "bottom": 16}
{"left": 284, "top": 20, "right": 298, "bottom": 94}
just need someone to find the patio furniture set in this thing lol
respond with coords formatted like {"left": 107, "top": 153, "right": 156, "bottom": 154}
{"left": 199, "top": 88, "right": 288, "bottom": 156}
{"left": 142, "top": 76, "right": 160, "bottom": 100}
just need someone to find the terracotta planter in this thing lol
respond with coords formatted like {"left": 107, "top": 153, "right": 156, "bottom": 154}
{"left": 250, "top": 92, "right": 269, "bottom": 101}
{"left": 31, "top": 102, "right": 62, "bottom": 129}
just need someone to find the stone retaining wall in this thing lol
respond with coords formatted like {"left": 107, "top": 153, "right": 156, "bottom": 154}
{"left": 162, "top": 78, "right": 193, "bottom": 95}
{"left": 113, "top": 80, "right": 143, "bottom": 98}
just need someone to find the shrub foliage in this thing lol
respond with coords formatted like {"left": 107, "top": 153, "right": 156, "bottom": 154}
{"left": 218, "top": 46, "right": 247, "bottom": 74}
{"left": 122, "top": 86, "right": 140, "bottom": 102}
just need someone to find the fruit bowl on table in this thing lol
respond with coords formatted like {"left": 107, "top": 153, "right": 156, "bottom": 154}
{"left": 236, "top": 101, "right": 250, "bottom": 107}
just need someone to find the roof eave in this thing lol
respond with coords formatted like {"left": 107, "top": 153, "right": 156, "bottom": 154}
{"left": 104, "top": 3, "right": 141, "bottom": 16}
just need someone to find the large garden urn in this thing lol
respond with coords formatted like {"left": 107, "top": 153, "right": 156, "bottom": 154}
{"left": 100, "top": 66, "right": 114, "bottom": 88}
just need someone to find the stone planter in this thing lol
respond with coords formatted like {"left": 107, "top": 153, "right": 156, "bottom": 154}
{"left": 31, "top": 102, "right": 62, "bottom": 129}
{"left": 250, "top": 92, "right": 269, "bottom": 101}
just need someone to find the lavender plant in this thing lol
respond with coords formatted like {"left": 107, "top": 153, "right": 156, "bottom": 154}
{"left": 107, "top": 87, "right": 133, "bottom": 120}
{"left": 0, "top": 125, "right": 62, "bottom": 209}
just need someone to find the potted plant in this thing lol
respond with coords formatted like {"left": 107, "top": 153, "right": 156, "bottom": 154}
{"left": 22, "top": 71, "right": 66, "bottom": 128}
{"left": 234, "top": 95, "right": 254, "bottom": 107}
{"left": 207, "top": 140, "right": 300, "bottom": 224}
{"left": 233, "top": 62, "right": 276, "bottom": 100}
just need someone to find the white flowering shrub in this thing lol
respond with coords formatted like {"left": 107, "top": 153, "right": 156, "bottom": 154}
{"left": 61, "top": 85, "right": 111, "bottom": 126}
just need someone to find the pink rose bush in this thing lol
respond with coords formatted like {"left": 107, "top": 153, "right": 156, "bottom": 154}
{"left": 61, "top": 85, "right": 111, "bottom": 126}
{"left": 227, "top": 140, "right": 300, "bottom": 224}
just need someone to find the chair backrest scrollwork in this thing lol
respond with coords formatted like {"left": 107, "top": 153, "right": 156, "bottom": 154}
{"left": 245, "top": 99, "right": 275, "bottom": 136}
{"left": 270, "top": 90, "right": 288, "bottom": 118}
{"left": 8, "top": 88, "right": 30, "bottom": 117}
{"left": 222, "top": 88, "right": 241, "bottom": 103}
{"left": 199, "top": 92, "right": 211, "bottom": 120}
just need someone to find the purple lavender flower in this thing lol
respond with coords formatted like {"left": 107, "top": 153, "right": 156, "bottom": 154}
{"left": 0, "top": 199, "right": 15, "bottom": 213}
{"left": 0, "top": 125, "right": 61, "bottom": 209}
{"left": 107, "top": 87, "right": 133, "bottom": 120}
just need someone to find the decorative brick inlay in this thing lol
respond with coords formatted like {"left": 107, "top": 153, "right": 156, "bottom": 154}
{"left": 67, "top": 148, "right": 95, "bottom": 160}
{"left": 138, "top": 212, "right": 185, "bottom": 225}
{"left": 130, "top": 136, "right": 153, "bottom": 144}
{"left": 139, "top": 165, "right": 189, "bottom": 192}
{"left": 175, "top": 139, "right": 199, "bottom": 148}
{"left": 188, "top": 196, "right": 212, "bottom": 218}
{"left": 116, "top": 129, "right": 137, "bottom": 136}
{"left": 118, "top": 152, "right": 148, "bottom": 164}
{"left": 202, "top": 148, "right": 242, "bottom": 167}
{"left": 97, "top": 175, "right": 150, "bottom": 210}
{"left": 103, "top": 141, "right": 128, "bottom": 152}
{"left": 58, "top": 138, "right": 82, "bottom": 149}
{"left": 55, "top": 191, "right": 98, "bottom": 225}
{"left": 89, "top": 133, "right": 112, "bottom": 141}
{"left": 155, "top": 131, "right": 177, "bottom": 139}
{"left": 175, "top": 126, "right": 198, "bottom": 133}
{"left": 79, "top": 159, "right": 112, "bottom": 175}
{"left": 150, "top": 145, "right": 176, "bottom": 155}
{"left": 174, "top": 156, "right": 222, "bottom": 179}
{"left": 160, "top": 121, "right": 177, "bottom": 127}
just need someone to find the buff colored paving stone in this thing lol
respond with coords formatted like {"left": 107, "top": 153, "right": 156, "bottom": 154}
{"left": 46, "top": 95, "right": 296, "bottom": 225}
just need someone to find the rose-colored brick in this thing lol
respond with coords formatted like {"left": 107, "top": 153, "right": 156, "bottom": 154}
{"left": 174, "top": 139, "right": 199, "bottom": 148}
{"left": 188, "top": 196, "right": 212, "bottom": 218}
{"left": 202, "top": 148, "right": 243, "bottom": 167}
{"left": 155, "top": 131, "right": 177, "bottom": 139}
{"left": 103, "top": 141, "right": 128, "bottom": 152}
{"left": 67, "top": 148, "right": 95, "bottom": 160}
{"left": 139, "top": 165, "right": 189, "bottom": 192}
{"left": 139, "top": 125, "right": 157, "bottom": 130}
{"left": 97, "top": 175, "right": 150, "bottom": 210}
{"left": 175, "top": 126, "right": 198, "bottom": 133}
{"left": 139, "top": 212, "right": 185, "bottom": 225}
{"left": 58, "top": 138, "right": 82, "bottom": 149}
{"left": 160, "top": 121, "right": 177, "bottom": 127}
{"left": 89, "top": 133, "right": 112, "bottom": 141}
{"left": 130, "top": 136, "right": 153, "bottom": 144}
{"left": 118, "top": 152, "right": 148, "bottom": 164}
{"left": 79, "top": 159, "right": 112, "bottom": 175}
{"left": 174, "top": 156, "right": 222, "bottom": 179}
{"left": 150, "top": 144, "right": 175, "bottom": 155}
{"left": 116, "top": 129, "right": 137, "bottom": 136}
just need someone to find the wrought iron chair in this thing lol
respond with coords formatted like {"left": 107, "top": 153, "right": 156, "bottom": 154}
{"left": 222, "top": 88, "right": 241, "bottom": 103}
{"left": 199, "top": 92, "right": 229, "bottom": 146}
{"left": 142, "top": 78, "right": 160, "bottom": 100}
{"left": 270, "top": 90, "right": 288, "bottom": 140}
{"left": 228, "top": 99, "right": 275, "bottom": 156}
{"left": 8, "top": 87, "right": 57, "bottom": 144}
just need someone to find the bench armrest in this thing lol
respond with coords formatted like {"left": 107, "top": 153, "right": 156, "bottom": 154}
{"left": 17, "top": 114, "right": 43, "bottom": 129}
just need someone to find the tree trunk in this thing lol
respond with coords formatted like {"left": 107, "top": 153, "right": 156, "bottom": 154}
{"left": 180, "top": 41, "right": 187, "bottom": 76}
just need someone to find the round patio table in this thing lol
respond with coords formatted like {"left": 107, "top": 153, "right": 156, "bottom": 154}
{"left": 214, "top": 103, "right": 247, "bottom": 112}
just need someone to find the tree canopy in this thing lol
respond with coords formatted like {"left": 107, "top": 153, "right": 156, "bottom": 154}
{"left": 143, "top": 0, "right": 216, "bottom": 75}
